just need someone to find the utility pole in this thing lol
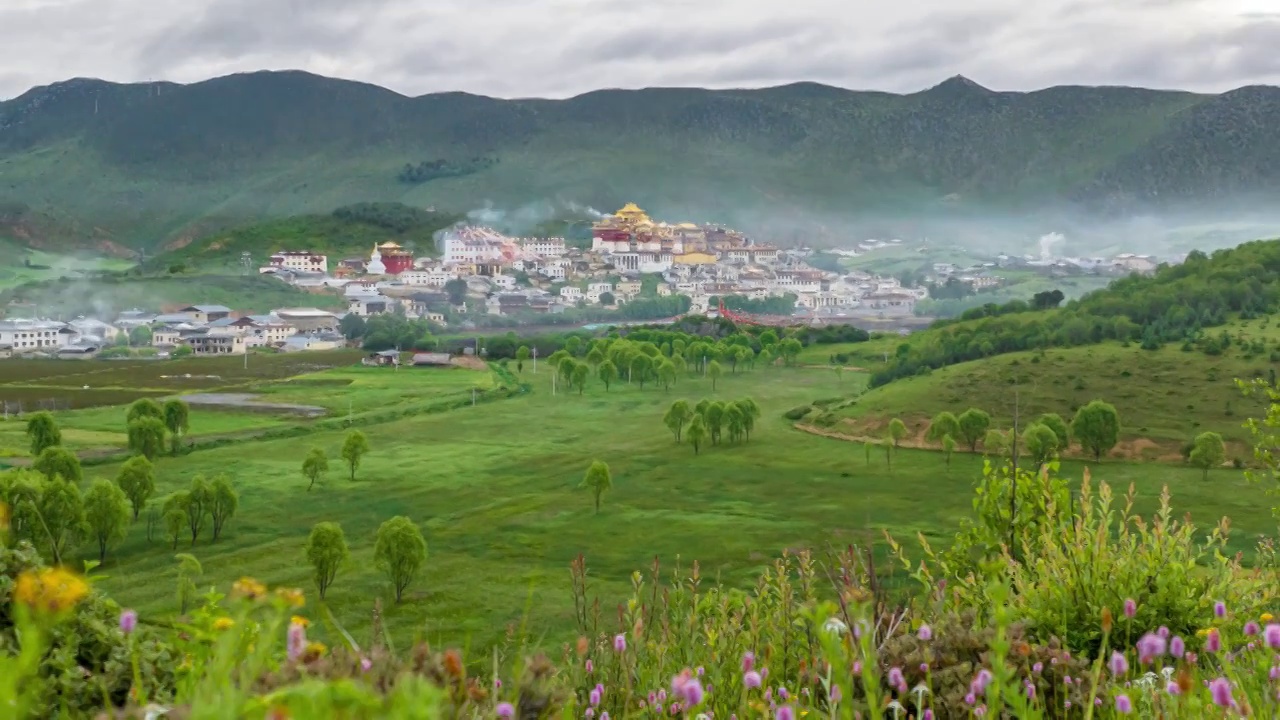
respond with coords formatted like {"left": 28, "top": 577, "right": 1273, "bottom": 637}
{"left": 532, "top": 345, "right": 538, "bottom": 373}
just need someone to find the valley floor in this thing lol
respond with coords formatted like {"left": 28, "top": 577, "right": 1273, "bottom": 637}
{"left": 56, "top": 361, "right": 1272, "bottom": 652}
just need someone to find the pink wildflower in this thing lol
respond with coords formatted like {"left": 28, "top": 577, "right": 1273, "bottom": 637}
{"left": 829, "top": 685, "right": 842, "bottom": 703}
{"left": 1170, "top": 636, "right": 1185, "bottom": 657}
{"left": 742, "top": 651, "right": 755, "bottom": 672}
{"left": 1166, "top": 682, "right": 1180, "bottom": 695}
{"left": 917, "top": 624, "right": 932, "bottom": 641}
{"left": 287, "top": 621, "right": 307, "bottom": 662}
{"left": 1215, "top": 601, "right": 1227, "bottom": 618}
{"left": 1210, "top": 678, "right": 1234, "bottom": 707}
{"left": 1137, "top": 633, "right": 1165, "bottom": 664}
{"left": 1246, "top": 622, "right": 1261, "bottom": 637}
{"left": 1266, "top": 624, "right": 1280, "bottom": 649}
{"left": 681, "top": 679, "right": 705, "bottom": 706}
{"left": 1109, "top": 651, "right": 1128, "bottom": 677}
{"left": 585, "top": 659, "right": 594, "bottom": 673}
{"left": 1206, "top": 629, "right": 1222, "bottom": 653}
{"left": 888, "top": 667, "right": 904, "bottom": 688}
{"left": 119, "top": 610, "right": 137, "bottom": 635}
{"left": 744, "top": 671, "right": 762, "bottom": 689}
{"left": 776, "top": 706, "right": 794, "bottom": 720}
{"left": 613, "top": 634, "right": 626, "bottom": 653}
{"left": 1123, "top": 599, "right": 1137, "bottom": 618}
{"left": 496, "top": 703, "right": 515, "bottom": 719}
{"left": 1115, "top": 695, "right": 1132, "bottom": 714}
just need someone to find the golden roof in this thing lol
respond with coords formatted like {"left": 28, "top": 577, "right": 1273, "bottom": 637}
{"left": 617, "top": 202, "right": 644, "bottom": 215}
{"left": 378, "top": 241, "right": 403, "bottom": 249}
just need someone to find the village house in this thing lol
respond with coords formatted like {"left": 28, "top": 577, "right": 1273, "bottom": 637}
{"left": 281, "top": 332, "right": 345, "bottom": 352}
{"left": 188, "top": 329, "right": 247, "bottom": 355}
{"left": 262, "top": 251, "right": 327, "bottom": 274}
{"left": 559, "top": 286, "right": 583, "bottom": 303}
{"left": 275, "top": 308, "right": 341, "bottom": 334}
{"left": 113, "top": 309, "right": 157, "bottom": 330}
{"left": 68, "top": 317, "right": 120, "bottom": 344}
{"left": 491, "top": 274, "right": 518, "bottom": 291}
{"left": 0, "top": 319, "right": 75, "bottom": 352}
{"left": 181, "top": 305, "right": 233, "bottom": 324}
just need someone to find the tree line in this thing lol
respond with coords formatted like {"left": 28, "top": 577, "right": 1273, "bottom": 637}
{"left": 663, "top": 398, "right": 762, "bottom": 453}
{"left": 863, "top": 400, "right": 1125, "bottom": 472}
{"left": 515, "top": 330, "right": 808, "bottom": 394}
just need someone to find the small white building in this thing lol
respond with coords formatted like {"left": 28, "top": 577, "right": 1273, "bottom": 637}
{"left": 559, "top": 286, "right": 583, "bottom": 302}
{"left": 520, "top": 237, "right": 567, "bottom": 257}
{"left": 0, "top": 319, "right": 74, "bottom": 352}
{"left": 263, "top": 251, "right": 327, "bottom": 274}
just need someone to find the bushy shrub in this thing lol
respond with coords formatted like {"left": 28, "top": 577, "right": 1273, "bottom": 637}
{"left": 0, "top": 541, "right": 177, "bottom": 715}
{"left": 903, "top": 467, "right": 1276, "bottom": 654}
{"left": 783, "top": 405, "right": 813, "bottom": 421}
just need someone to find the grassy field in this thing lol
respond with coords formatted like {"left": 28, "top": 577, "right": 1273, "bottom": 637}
{"left": 831, "top": 328, "right": 1280, "bottom": 459}
{"left": 63, "top": 361, "right": 1274, "bottom": 655}
{"left": 252, "top": 365, "right": 496, "bottom": 415}
{"left": 0, "top": 352, "right": 366, "bottom": 455}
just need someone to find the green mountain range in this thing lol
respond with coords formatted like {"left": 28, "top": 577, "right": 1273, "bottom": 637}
{"left": 2, "top": 71, "right": 1279, "bottom": 253}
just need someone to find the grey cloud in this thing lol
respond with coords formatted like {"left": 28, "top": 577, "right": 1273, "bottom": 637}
{"left": 3, "top": 0, "right": 1280, "bottom": 101}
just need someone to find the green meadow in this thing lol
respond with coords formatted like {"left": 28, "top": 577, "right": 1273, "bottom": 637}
{"left": 63, "top": 360, "right": 1273, "bottom": 653}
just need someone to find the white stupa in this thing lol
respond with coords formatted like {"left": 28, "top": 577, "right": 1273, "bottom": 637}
{"left": 367, "top": 243, "right": 386, "bottom": 275}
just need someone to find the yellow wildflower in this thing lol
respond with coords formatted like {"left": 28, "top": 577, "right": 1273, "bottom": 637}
{"left": 301, "top": 641, "right": 327, "bottom": 663}
{"left": 213, "top": 617, "right": 236, "bottom": 631}
{"left": 275, "top": 587, "right": 305, "bottom": 608}
{"left": 1263, "top": 613, "right": 1274, "bottom": 622}
{"left": 1196, "top": 628, "right": 1210, "bottom": 637}
{"left": 13, "top": 567, "right": 89, "bottom": 615}
{"left": 231, "top": 577, "right": 267, "bottom": 601}
{"left": 290, "top": 615, "right": 309, "bottom": 628}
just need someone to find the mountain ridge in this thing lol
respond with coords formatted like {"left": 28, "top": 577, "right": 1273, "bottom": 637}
{"left": 2, "top": 70, "right": 1278, "bottom": 253}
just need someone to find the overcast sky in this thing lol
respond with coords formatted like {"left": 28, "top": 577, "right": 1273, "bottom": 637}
{"left": 2, "top": 0, "right": 1278, "bottom": 100}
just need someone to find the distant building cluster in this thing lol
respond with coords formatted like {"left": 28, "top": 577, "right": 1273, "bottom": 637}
{"left": 244, "top": 203, "right": 934, "bottom": 323}
{"left": 0, "top": 305, "right": 346, "bottom": 360}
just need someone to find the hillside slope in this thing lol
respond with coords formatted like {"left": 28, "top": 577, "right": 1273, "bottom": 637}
{"left": 2, "top": 71, "right": 1277, "bottom": 251}
{"left": 831, "top": 332, "right": 1274, "bottom": 460}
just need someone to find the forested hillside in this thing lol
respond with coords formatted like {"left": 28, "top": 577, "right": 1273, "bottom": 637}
{"left": 870, "top": 238, "right": 1280, "bottom": 387}
{"left": 1, "top": 71, "right": 1278, "bottom": 251}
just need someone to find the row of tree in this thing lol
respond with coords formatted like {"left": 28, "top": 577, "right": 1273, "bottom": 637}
{"left": 898, "top": 400, "right": 1126, "bottom": 466}
{"left": 514, "top": 331, "right": 808, "bottom": 394}
{"left": 663, "top": 398, "right": 761, "bottom": 453}
{"left": 303, "top": 516, "right": 428, "bottom": 602}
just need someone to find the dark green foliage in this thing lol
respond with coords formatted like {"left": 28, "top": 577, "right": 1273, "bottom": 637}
{"left": 0, "top": 543, "right": 177, "bottom": 716}
{"left": 397, "top": 156, "right": 496, "bottom": 184}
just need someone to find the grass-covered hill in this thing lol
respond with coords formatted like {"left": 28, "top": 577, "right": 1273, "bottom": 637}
{"left": 829, "top": 327, "right": 1276, "bottom": 459}
{"left": 151, "top": 202, "right": 460, "bottom": 271}
{"left": 809, "top": 238, "right": 1280, "bottom": 458}
{"left": 2, "top": 71, "right": 1278, "bottom": 250}
{"left": 868, "top": 237, "right": 1280, "bottom": 388}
